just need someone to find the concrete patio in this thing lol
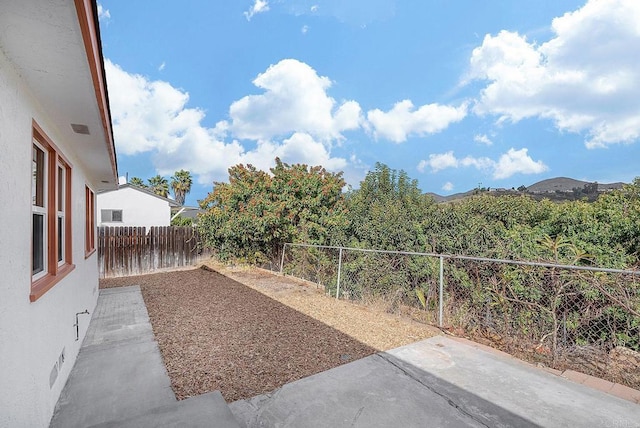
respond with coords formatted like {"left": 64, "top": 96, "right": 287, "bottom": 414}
{"left": 50, "top": 285, "right": 640, "bottom": 427}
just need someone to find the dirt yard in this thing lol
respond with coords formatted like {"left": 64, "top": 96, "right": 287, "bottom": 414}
{"left": 99, "top": 263, "right": 438, "bottom": 402}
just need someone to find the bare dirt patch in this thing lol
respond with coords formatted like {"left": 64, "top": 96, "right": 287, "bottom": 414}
{"left": 99, "top": 265, "right": 438, "bottom": 402}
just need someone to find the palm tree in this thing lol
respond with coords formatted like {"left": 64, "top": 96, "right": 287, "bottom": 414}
{"left": 129, "top": 176, "right": 147, "bottom": 188}
{"left": 170, "top": 169, "right": 193, "bottom": 206}
{"left": 147, "top": 175, "right": 170, "bottom": 198}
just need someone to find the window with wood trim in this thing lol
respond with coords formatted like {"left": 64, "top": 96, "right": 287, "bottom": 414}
{"left": 57, "top": 162, "right": 67, "bottom": 265}
{"left": 32, "top": 144, "right": 47, "bottom": 278}
{"left": 31, "top": 122, "right": 74, "bottom": 302}
{"left": 85, "top": 186, "right": 96, "bottom": 255}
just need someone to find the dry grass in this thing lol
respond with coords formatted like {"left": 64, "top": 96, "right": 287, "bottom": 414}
{"left": 205, "top": 260, "right": 440, "bottom": 351}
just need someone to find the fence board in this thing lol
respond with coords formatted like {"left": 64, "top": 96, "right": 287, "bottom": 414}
{"left": 97, "top": 226, "right": 203, "bottom": 278}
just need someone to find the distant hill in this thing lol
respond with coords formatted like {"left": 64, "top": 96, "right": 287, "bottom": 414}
{"left": 427, "top": 188, "right": 491, "bottom": 203}
{"left": 425, "top": 192, "right": 447, "bottom": 203}
{"left": 427, "top": 177, "right": 626, "bottom": 203}
{"left": 426, "top": 190, "right": 476, "bottom": 203}
{"left": 526, "top": 177, "right": 624, "bottom": 194}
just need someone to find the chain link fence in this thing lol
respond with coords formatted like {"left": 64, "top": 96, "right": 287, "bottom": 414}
{"left": 278, "top": 243, "right": 640, "bottom": 389}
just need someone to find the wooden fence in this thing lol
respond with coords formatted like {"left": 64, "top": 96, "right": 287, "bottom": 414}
{"left": 97, "top": 226, "right": 204, "bottom": 278}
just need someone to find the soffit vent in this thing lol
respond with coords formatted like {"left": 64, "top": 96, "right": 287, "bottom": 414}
{"left": 71, "top": 124, "right": 90, "bottom": 135}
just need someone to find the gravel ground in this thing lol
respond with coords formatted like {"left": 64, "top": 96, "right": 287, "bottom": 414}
{"left": 100, "top": 264, "right": 438, "bottom": 401}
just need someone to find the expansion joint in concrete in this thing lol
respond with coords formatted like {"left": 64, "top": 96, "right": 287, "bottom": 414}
{"left": 375, "top": 354, "right": 491, "bottom": 428}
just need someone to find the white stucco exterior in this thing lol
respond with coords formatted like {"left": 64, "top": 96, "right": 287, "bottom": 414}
{"left": 97, "top": 185, "right": 177, "bottom": 228}
{"left": 0, "top": 2, "right": 118, "bottom": 427}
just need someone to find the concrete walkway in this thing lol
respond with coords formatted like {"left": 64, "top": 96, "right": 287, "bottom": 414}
{"left": 49, "top": 286, "right": 239, "bottom": 427}
{"left": 230, "top": 336, "right": 640, "bottom": 427}
{"left": 50, "top": 285, "right": 640, "bottom": 428}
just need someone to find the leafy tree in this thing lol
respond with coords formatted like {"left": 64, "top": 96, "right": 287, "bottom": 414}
{"left": 171, "top": 169, "right": 193, "bottom": 206}
{"left": 171, "top": 215, "right": 193, "bottom": 226}
{"left": 199, "top": 158, "right": 345, "bottom": 262}
{"left": 338, "top": 164, "right": 437, "bottom": 304}
{"left": 129, "top": 177, "right": 147, "bottom": 188}
{"left": 345, "top": 163, "right": 434, "bottom": 251}
{"left": 147, "top": 175, "right": 170, "bottom": 198}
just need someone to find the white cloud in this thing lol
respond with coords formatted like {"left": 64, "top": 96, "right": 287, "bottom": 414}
{"left": 468, "top": 0, "right": 640, "bottom": 148}
{"left": 442, "top": 182, "right": 454, "bottom": 191}
{"left": 105, "top": 59, "right": 355, "bottom": 185}
{"left": 367, "top": 100, "right": 467, "bottom": 143}
{"left": 474, "top": 134, "right": 493, "bottom": 145}
{"left": 460, "top": 155, "right": 494, "bottom": 171}
{"left": 493, "top": 148, "right": 548, "bottom": 179}
{"left": 273, "top": 133, "right": 347, "bottom": 170}
{"left": 419, "top": 151, "right": 459, "bottom": 172}
{"left": 158, "top": 62, "right": 166, "bottom": 71}
{"left": 417, "top": 148, "right": 547, "bottom": 179}
{"left": 244, "top": 0, "right": 270, "bottom": 21}
{"left": 301, "top": 25, "right": 309, "bottom": 34}
{"left": 310, "top": 5, "right": 319, "bottom": 13}
{"left": 225, "top": 59, "right": 363, "bottom": 141}
{"left": 97, "top": 3, "right": 110, "bottom": 21}
{"left": 105, "top": 60, "right": 204, "bottom": 156}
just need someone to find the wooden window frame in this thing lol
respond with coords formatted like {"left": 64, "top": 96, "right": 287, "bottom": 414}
{"left": 85, "top": 186, "right": 96, "bottom": 257}
{"left": 31, "top": 121, "right": 74, "bottom": 302}
{"left": 57, "top": 161, "right": 67, "bottom": 266}
{"left": 32, "top": 143, "right": 48, "bottom": 280}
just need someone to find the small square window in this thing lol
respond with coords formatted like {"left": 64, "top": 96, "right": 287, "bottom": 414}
{"left": 101, "top": 209, "right": 123, "bottom": 222}
{"left": 112, "top": 210, "right": 123, "bottom": 222}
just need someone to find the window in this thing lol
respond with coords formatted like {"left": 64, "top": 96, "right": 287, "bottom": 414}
{"left": 32, "top": 145, "right": 47, "bottom": 277}
{"left": 31, "top": 122, "right": 74, "bottom": 302}
{"left": 101, "top": 209, "right": 123, "bottom": 223}
{"left": 57, "top": 163, "right": 67, "bottom": 265}
{"left": 85, "top": 186, "right": 96, "bottom": 256}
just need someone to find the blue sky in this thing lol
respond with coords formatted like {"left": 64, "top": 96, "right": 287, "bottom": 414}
{"left": 98, "top": 0, "right": 640, "bottom": 205}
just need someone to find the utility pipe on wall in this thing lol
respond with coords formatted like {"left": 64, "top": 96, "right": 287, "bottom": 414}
{"left": 74, "top": 310, "right": 90, "bottom": 341}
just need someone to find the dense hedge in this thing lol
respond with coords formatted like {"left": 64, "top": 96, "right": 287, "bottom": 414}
{"left": 199, "top": 160, "right": 640, "bottom": 270}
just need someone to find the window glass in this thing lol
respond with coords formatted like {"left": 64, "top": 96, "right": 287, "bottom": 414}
{"left": 32, "top": 146, "right": 45, "bottom": 207}
{"left": 101, "top": 209, "right": 123, "bottom": 222}
{"left": 33, "top": 214, "right": 45, "bottom": 275}
{"left": 58, "top": 166, "right": 64, "bottom": 211}
{"left": 32, "top": 144, "right": 47, "bottom": 276}
{"left": 57, "top": 164, "right": 66, "bottom": 264}
{"left": 86, "top": 187, "right": 95, "bottom": 254}
{"left": 58, "top": 217, "right": 64, "bottom": 263}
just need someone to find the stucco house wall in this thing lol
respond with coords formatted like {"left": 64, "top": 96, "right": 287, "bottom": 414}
{"left": 97, "top": 185, "right": 177, "bottom": 228}
{"left": 0, "top": 1, "right": 118, "bottom": 427}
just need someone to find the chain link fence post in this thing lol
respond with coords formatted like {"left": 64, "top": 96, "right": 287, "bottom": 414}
{"left": 439, "top": 255, "right": 444, "bottom": 328}
{"left": 279, "top": 243, "right": 287, "bottom": 275}
{"left": 336, "top": 247, "right": 343, "bottom": 299}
